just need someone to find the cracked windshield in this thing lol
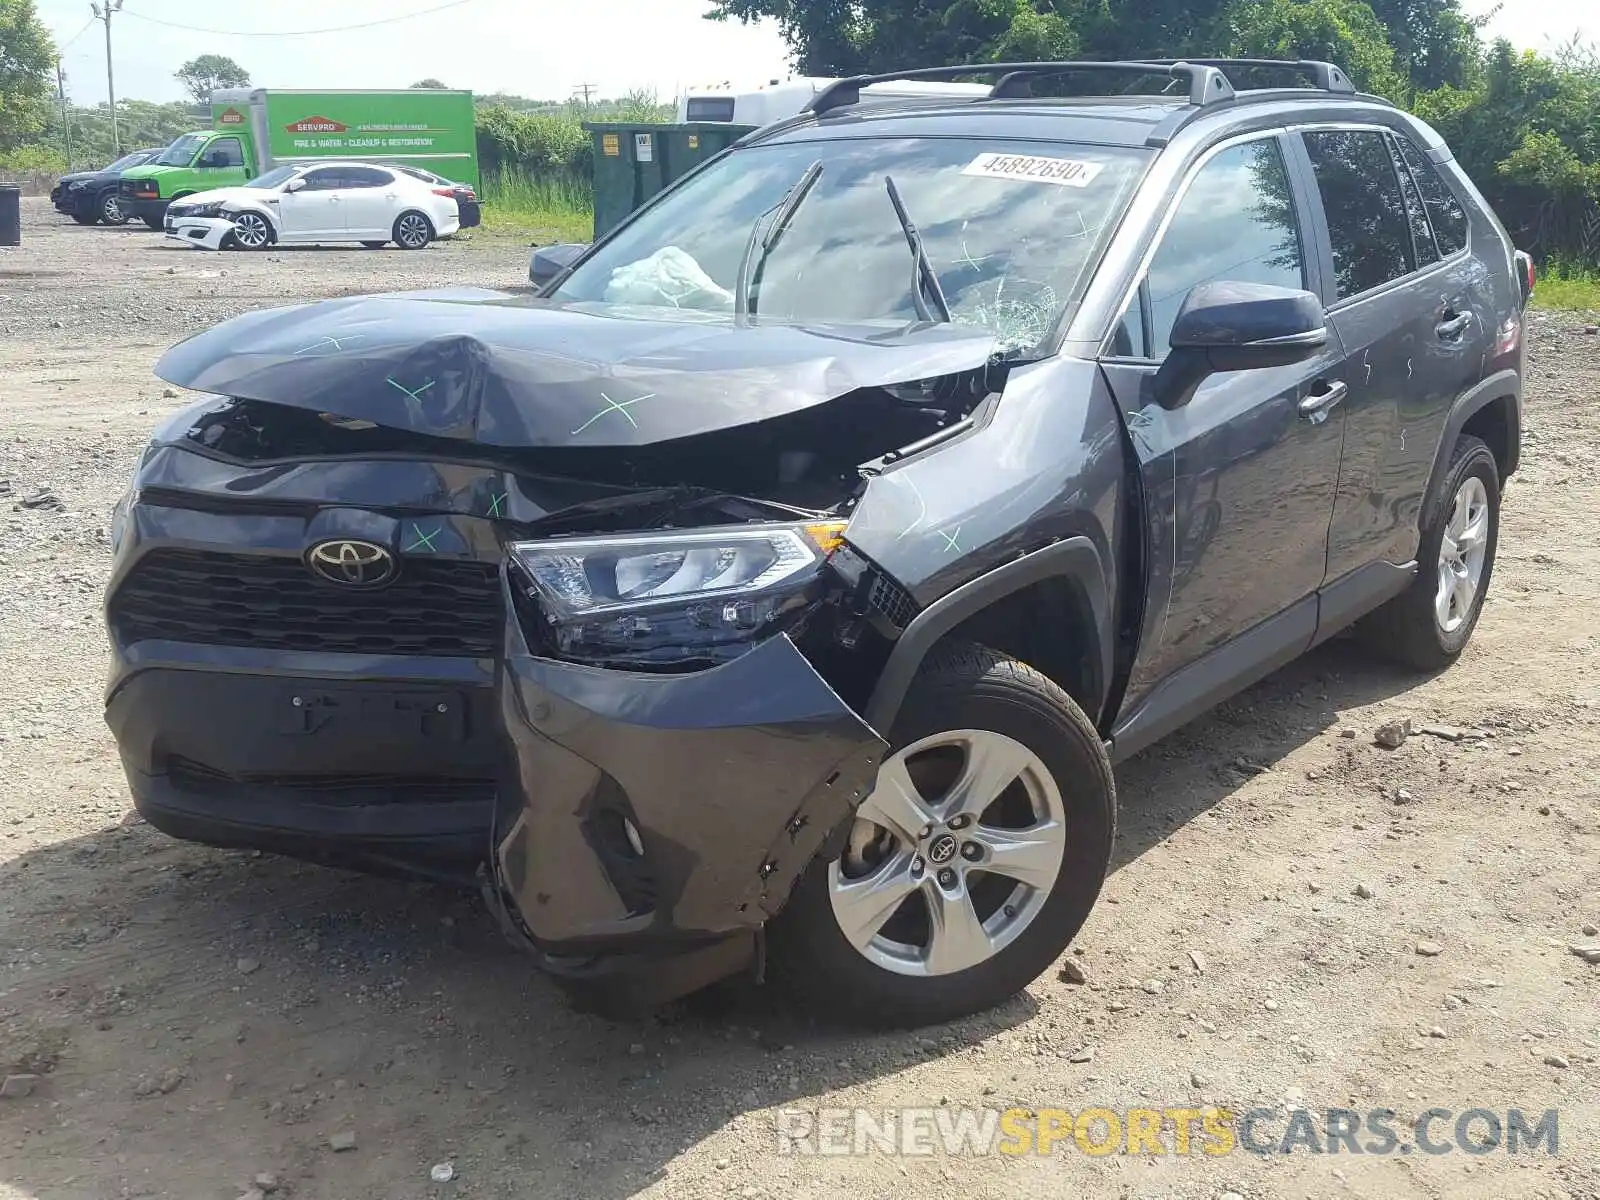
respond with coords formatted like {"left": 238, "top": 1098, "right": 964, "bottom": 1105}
{"left": 553, "top": 138, "right": 1149, "bottom": 353}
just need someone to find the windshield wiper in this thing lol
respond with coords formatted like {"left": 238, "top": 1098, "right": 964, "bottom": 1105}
{"left": 735, "top": 160, "right": 824, "bottom": 322}
{"left": 884, "top": 175, "right": 952, "bottom": 325}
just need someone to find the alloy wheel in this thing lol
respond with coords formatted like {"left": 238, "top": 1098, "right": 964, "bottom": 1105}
{"left": 101, "top": 194, "right": 124, "bottom": 223}
{"left": 1436, "top": 475, "right": 1490, "bottom": 633}
{"left": 828, "top": 729, "right": 1066, "bottom": 977}
{"left": 397, "top": 214, "right": 430, "bottom": 248}
{"left": 231, "top": 212, "right": 270, "bottom": 249}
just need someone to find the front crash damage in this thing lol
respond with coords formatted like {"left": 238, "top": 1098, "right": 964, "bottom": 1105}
{"left": 121, "top": 287, "right": 1020, "bottom": 1005}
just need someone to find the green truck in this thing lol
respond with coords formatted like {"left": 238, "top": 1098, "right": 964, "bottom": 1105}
{"left": 118, "top": 88, "right": 479, "bottom": 229}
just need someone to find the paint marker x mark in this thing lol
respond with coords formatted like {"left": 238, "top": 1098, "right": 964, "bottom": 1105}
{"left": 571, "top": 391, "right": 657, "bottom": 436}
{"left": 405, "top": 524, "right": 441, "bottom": 553}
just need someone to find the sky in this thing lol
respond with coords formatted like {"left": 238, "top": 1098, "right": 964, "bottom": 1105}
{"left": 35, "top": 0, "right": 1599, "bottom": 109}
{"left": 38, "top": 0, "right": 795, "bottom": 106}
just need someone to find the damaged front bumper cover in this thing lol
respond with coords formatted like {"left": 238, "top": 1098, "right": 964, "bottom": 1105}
{"left": 489, "top": 623, "right": 887, "bottom": 1003}
{"left": 166, "top": 216, "right": 235, "bottom": 251}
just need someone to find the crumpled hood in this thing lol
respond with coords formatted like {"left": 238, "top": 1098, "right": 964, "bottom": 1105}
{"left": 168, "top": 186, "right": 272, "bottom": 208}
{"left": 154, "top": 288, "right": 999, "bottom": 448}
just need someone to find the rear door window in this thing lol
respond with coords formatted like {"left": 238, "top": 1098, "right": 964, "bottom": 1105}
{"left": 1392, "top": 135, "right": 1469, "bottom": 256}
{"left": 341, "top": 167, "right": 394, "bottom": 189}
{"left": 1302, "top": 130, "right": 1417, "bottom": 300}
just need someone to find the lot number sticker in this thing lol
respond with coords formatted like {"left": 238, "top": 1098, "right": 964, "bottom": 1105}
{"left": 635, "top": 133, "right": 654, "bottom": 162}
{"left": 602, "top": 133, "right": 620, "bottom": 157}
{"left": 963, "top": 153, "right": 1104, "bottom": 188}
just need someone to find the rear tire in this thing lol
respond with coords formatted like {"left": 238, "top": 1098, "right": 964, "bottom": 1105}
{"left": 769, "top": 643, "right": 1116, "bottom": 1028}
{"left": 361, "top": 240, "right": 388, "bottom": 249}
{"left": 393, "top": 211, "right": 433, "bottom": 250}
{"left": 142, "top": 216, "right": 164, "bottom": 231}
{"left": 1356, "top": 434, "right": 1500, "bottom": 671}
{"left": 71, "top": 212, "right": 98, "bottom": 226}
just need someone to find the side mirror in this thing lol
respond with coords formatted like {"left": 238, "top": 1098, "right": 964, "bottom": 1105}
{"left": 530, "top": 242, "right": 589, "bottom": 288}
{"left": 1152, "top": 281, "right": 1329, "bottom": 411}
{"left": 284, "top": 178, "right": 306, "bottom": 193}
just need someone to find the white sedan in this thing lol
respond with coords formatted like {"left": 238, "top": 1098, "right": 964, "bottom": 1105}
{"left": 164, "top": 162, "right": 461, "bottom": 252}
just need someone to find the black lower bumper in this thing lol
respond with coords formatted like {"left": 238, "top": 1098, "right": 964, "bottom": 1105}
{"left": 459, "top": 199, "right": 482, "bottom": 228}
{"left": 108, "top": 666, "right": 501, "bottom": 885}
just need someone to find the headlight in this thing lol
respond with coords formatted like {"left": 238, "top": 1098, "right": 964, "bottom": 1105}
{"left": 181, "top": 202, "right": 226, "bottom": 219}
{"left": 508, "top": 521, "right": 846, "bottom": 667}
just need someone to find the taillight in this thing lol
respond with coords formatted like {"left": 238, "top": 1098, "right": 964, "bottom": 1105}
{"left": 432, "top": 187, "right": 456, "bottom": 198}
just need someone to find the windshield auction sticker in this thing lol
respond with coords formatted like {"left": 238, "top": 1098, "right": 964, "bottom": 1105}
{"left": 963, "top": 152, "right": 1105, "bottom": 188}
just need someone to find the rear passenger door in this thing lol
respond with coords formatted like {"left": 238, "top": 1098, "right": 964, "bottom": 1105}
{"left": 1294, "top": 126, "right": 1493, "bottom": 578}
{"left": 1102, "top": 133, "right": 1348, "bottom": 709}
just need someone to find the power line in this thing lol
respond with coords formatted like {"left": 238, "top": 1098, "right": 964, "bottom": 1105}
{"left": 117, "top": 0, "right": 483, "bottom": 38}
{"left": 58, "top": 16, "right": 97, "bottom": 49}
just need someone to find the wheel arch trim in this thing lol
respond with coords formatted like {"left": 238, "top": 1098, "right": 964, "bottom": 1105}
{"left": 861, "top": 536, "right": 1112, "bottom": 736}
{"left": 1426, "top": 368, "right": 1521, "bottom": 500}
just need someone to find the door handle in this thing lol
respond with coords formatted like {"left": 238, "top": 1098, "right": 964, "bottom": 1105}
{"left": 1298, "top": 380, "right": 1348, "bottom": 423}
{"left": 1436, "top": 311, "right": 1472, "bottom": 340}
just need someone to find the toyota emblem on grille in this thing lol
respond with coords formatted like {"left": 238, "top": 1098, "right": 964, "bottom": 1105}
{"left": 306, "top": 540, "right": 397, "bottom": 587}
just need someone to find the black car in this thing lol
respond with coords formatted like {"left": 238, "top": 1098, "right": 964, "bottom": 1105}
{"left": 52, "top": 148, "right": 164, "bottom": 226}
{"left": 392, "top": 164, "right": 481, "bottom": 229}
{"left": 106, "top": 59, "right": 1529, "bottom": 1027}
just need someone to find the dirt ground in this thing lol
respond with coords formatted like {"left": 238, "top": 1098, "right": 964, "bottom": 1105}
{"left": 0, "top": 197, "right": 1597, "bottom": 1200}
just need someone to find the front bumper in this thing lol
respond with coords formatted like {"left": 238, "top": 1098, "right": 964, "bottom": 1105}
{"left": 165, "top": 216, "right": 233, "bottom": 251}
{"left": 122, "top": 194, "right": 169, "bottom": 223}
{"left": 106, "top": 468, "right": 886, "bottom": 997}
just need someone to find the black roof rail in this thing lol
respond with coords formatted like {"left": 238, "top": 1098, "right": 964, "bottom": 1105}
{"left": 805, "top": 61, "right": 1235, "bottom": 116}
{"left": 1131, "top": 58, "right": 1356, "bottom": 94}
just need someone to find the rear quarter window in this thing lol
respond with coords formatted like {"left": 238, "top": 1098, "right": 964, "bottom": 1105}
{"left": 1393, "top": 135, "right": 1469, "bottom": 256}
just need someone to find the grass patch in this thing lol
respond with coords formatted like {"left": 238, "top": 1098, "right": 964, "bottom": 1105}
{"left": 1531, "top": 265, "right": 1600, "bottom": 311}
{"left": 480, "top": 169, "right": 594, "bottom": 245}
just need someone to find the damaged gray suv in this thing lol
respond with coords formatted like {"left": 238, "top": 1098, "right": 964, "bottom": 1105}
{"left": 106, "top": 60, "right": 1529, "bottom": 1027}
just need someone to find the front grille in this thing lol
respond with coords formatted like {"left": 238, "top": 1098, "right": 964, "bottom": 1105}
{"left": 111, "top": 548, "right": 503, "bottom": 657}
{"left": 168, "top": 757, "right": 495, "bottom": 808}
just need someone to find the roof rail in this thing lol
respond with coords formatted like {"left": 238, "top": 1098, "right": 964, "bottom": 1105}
{"left": 805, "top": 61, "right": 1235, "bottom": 116}
{"left": 1130, "top": 58, "right": 1356, "bottom": 94}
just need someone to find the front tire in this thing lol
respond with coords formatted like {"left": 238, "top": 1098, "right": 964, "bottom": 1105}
{"left": 393, "top": 211, "right": 433, "bottom": 250}
{"left": 1357, "top": 434, "right": 1500, "bottom": 670}
{"left": 361, "top": 240, "right": 388, "bottom": 249}
{"left": 71, "top": 212, "right": 98, "bottom": 226}
{"left": 770, "top": 643, "right": 1116, "bottom": 1028}
{"left": 100, "top": 191, "right": 130, "bottom": 225}
{"left": 142, "top": 216, "right": 164, "bottom": 231}
{"left": 228, "top": 210, "right": 273, "bottom": 251}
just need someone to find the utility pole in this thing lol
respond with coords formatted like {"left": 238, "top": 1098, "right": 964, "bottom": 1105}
{"left": 573, "top": 82, "right": 597, "bottom": 109}
{"left": 56, "top": 60, "right": 73, "bottom": 171}
{"left": 90, "top": 0, "right": 124, "bottom": 156}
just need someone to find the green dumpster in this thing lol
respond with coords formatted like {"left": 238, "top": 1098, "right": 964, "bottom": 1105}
{"left": 585, "top": 122, "right": 756, "bottom": 239}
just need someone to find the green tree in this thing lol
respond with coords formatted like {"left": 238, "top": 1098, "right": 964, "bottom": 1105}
{"left": 174, "top": 54, "right": 251, "bottom": 104}
{"left": 0, "top": 0, "right": 55, "bottom": 151}
{"left": 1215, "top": 0, "right": 1406, "bottom": 98}
{"left": 411, "top": 78, "right": 447, "bottom": 88}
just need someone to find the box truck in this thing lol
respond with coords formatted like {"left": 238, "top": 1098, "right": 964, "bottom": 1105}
{"left": 118, "top": 88, "right": 478, "bottom": 228}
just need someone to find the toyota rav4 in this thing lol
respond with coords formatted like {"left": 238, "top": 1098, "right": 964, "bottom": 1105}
{"left": 105, "top": 60, "right": 1529, "bottom": 1028}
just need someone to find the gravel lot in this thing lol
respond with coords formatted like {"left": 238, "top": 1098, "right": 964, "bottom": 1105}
{"left": 1, "top": 197, "right": 1598, "bottom": 1200}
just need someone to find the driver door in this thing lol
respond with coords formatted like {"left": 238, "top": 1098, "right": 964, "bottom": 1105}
{"left": 1102, "top": 133, "right": 1349, "bottom": 733}
{"left": 276, "top": 167, "right": 345, "bottom": 239}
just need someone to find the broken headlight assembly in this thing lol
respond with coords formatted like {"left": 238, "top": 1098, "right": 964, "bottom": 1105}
{"left": 508, "top": 521, "right": 846, "bottom": 669}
